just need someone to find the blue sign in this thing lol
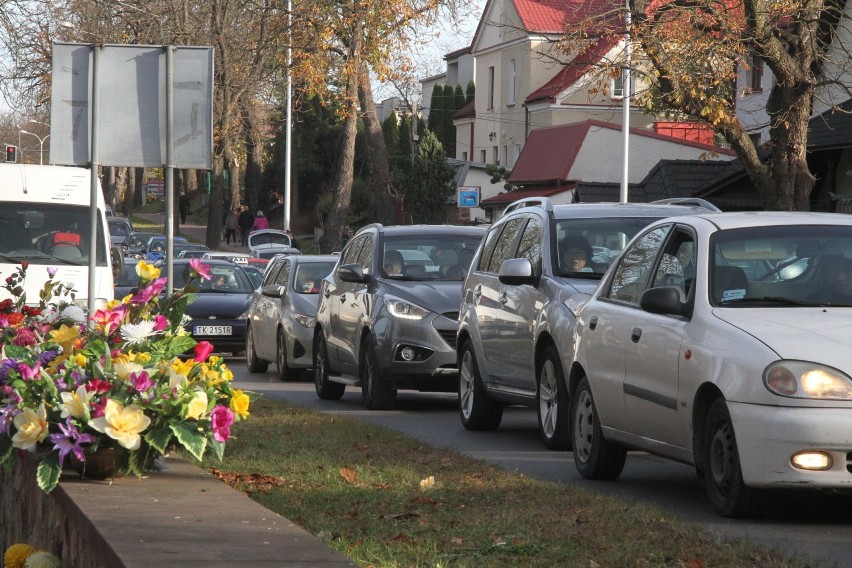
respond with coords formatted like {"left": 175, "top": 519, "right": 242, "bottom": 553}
{"left": 458, "top": 186, "right": 480, "bottom": 208}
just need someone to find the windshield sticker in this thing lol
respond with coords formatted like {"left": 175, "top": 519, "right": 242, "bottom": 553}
{"left": 722, "top": 289, "right": 746, "bottom": 301}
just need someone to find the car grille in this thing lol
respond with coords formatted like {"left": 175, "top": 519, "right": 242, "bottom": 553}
{"left": 442, "top": 312, "right": 459, "bottom": 321}
{"left": 436, "top": 329, "right": 457, "bottom": 350}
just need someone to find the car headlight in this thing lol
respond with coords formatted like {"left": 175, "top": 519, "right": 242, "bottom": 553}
{"left": 386, "top": 296, "right": 430, "bottom": 320}
{"left": 764, "top": 361, "right": 852, "bottom": 399}
{"left": 293, "top": 312, "right": 315, "bottom": 328}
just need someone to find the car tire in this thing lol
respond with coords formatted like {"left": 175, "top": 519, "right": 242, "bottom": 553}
{"left": 245, "top": 324, "right": 268, "bottom": 373}
{"left": 276, "top": 329, "right": 299, "bottom": 381}
{"left": 458, "top": 340, "right": 503, "bottom": 431}
{"left": 314, "top": 334, "right": 344, "bottom": 400}
{"left": 572, "top": 376, "right": 626, "bottom": 480}
{"left": 537, "top": 346, "right": 572, "bottom": 450}
{"left": 360, "top": 336, "right": 397, "bottom": 410}
{"left": 702, "top": 398, "right": 763, "bottom": 518}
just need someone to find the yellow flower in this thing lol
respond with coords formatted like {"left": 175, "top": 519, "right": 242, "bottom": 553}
{"left": 208, "top": 355, "right": 223, "bottom": 366}
{"left": 133, "top": 351, "right": 152, "bottom": 364}
{"left": 88, "top": 399, "right": 151, "bottom": 450}
{"left": 72, "top": 353, "right": 88, "bottom": 367}
{"left": 24, "top": 551, "right": 61, "bottom": 568}
{"left": 184, "top": 390, "right": 209, "bottom": 420}
{"left": 11, "top": 404, "right": 49, "bottom": 450}
{"left": 135, "top": 260, "right": 160, "bottom": 281}
{"left": 419, "top": 476, "right": 435, "bottom": 490}
{"left": 229, "top": 389, "right": 250, "bottom": 419}
{"left": 49, "top": 324, "right": 80, "bottom": 353}
{"left": 121, "top": 293, "right": 133, "bottom": 304}
{"left": 114, "top": 360, "right": 144, "bottom": 381}
{"left": 106, "top": 298, "right": 122, "bottom": 310}
{"left": 4, "top": 543, "right": 36, "bottom": 568}
{"left": 60, "top": 385, "right": 92, "bottom": 420}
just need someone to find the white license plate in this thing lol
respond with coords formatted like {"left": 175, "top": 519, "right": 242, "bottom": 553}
{"left": 232, "top": 257, "right": 248, "bottom": 264}
{"left": 194, "top": 325, "right": 232, "bottom": 335}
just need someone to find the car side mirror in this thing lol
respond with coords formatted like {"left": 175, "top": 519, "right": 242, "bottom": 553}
{"left": 260, "top": 284, "right": 283, "bottom": 298}
{"left": 640, "top": 286, "right": 691, "bottom": 318}
{"left": 111, "top": 246, "right": 124, "bottom": 279}
{"left": 499, "top": 257, "right": 538, "bottom": 286}
{"left": 338, "top": 263, "right": 369, "bottom": 283}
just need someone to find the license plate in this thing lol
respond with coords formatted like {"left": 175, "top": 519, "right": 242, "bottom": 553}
{"left": 232, "top": 257, "right": 248, "bottom": 264}
{"left": 194, "top": 325, "right": 232, "bottom": 335}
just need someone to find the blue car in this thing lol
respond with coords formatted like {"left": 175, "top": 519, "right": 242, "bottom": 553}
{"left": 145, "top": 235, "right": 188, "bottom": 261}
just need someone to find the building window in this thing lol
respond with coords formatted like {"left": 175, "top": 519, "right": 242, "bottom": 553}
{"left": 611, "top": 69, "right": 635, "bottom": 99}
{"left": 507, "top": 60, "right": 516, "bottom": 105}
{"left": 462, "top": 151, "right": 468, "bottom": 160}
{"left": 501, "top": 145, "right": 507, "bottom": 167}
{"left": 749, "top": 132, "right": 762, "bottom": 146}
{"left": 747, "top": 52, "right": 763, "bottom": 92}
{"left": 492, "top": 146, "right": 499, "bottom": 165}
{"left": 480, "top": 149, "right": 487, "bottom": 163}
{"left": 513, "top": 143, "right": 521, "bottom": 165}
{"left": 488, "top": 66, "right": 495, "bottom": 110}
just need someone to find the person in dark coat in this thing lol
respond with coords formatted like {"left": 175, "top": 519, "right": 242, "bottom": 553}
{"left": 237, "top": 207, "right": 254, "bottom": 246}
{"left": 179, "top": 194, "right": 190, "bottom": 224}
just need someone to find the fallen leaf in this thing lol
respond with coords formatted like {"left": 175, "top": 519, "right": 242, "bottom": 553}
{"left": 450, "top": 537, "right": 464, "bottom": 545}
{"left": 343, "top": 509, "right": 359, "bottom": 519}
{"left": 390, "top": 533, "right": 412, "bottom": 543}
{"left": 687, "top": 560, "right": 705, "bottom": 568}
{"left": 380, "top": 510, "right": 423, "bottom": 521}
{"left": 340, "top": 467, "right": 359, "bottom": 484}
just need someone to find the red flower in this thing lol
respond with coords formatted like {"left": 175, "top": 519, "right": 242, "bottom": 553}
{"left": 194, "top": 341, "right": 214, "bottom": 362}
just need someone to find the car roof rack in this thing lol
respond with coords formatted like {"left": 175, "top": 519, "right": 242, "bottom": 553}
{"left": 649, "top": 197, "right": 721, "bottom": 212}
{"left": 502, "top": 196, "right": 555, "bottom": 216}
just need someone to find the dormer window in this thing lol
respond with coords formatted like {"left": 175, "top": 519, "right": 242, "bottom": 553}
{"left": 611, "top": 69, "right": 635, "bottom": 100}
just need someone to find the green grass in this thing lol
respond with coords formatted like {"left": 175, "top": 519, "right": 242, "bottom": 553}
{"left": 192, "top": 400, "right": 815, "bottom": 568}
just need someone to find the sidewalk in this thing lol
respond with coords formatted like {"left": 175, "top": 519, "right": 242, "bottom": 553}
{"left": 135, "top": 212, "right": 250, "bottom": 254}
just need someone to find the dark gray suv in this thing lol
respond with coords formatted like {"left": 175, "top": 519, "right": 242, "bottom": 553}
{"left": 313, "top": 223, "right": 486, "bottom": 409}
{"left": 456, "top": 197, "right": 719, "bottom": 448}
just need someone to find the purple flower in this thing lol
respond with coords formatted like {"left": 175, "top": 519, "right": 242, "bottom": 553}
{"left": 0, "top": 359, "right": 17, "bottom": 382}
{"left": 15, "top": 361, "right": 41, "bottom": 381}
{"left": 49, "top": 418, "right": 96, "bottom": 466}
{"left": 131, "top": 371, "right": 155, "bottom": 393}
{"left": 0, "top": 406, "right": 18, "bottom": 436}
{"left": 38, "top": 350, "right": 60, "bottom": 366}
{"left": 47, "top": 266, "right": 58, "bottom": 277}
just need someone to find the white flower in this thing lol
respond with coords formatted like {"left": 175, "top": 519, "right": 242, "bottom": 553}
{"left": 119, "top": 320, "right": 160, "bottom": 345}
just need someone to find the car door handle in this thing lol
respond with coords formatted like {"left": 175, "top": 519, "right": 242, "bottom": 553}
{"left": 589, "top": 316, "right": 598, "bottom": 330}
{"left": 339, "top": 293, "right": 346, "bottom": 303}
{"left": 631, "top": 327, "right": 642, "bottom": 343}
{"left": 473, "top": 285, "right": 482, "bottom": 299}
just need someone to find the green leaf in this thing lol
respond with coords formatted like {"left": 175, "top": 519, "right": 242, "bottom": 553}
{"left": 170, "top": 422, "right": 207, "bottom": 460}
{"left": 168, "top": 335, "right": 198, "bottom": 358}
{"left": 37, "top": 453, "right": 62, "bottom": 493}
{"left": 3, "top": 345, "right": 30, "bottom": 359}
{"left": 145, "top": 427, "right": 174, "bottom": 454}
{"left": 211, "top": 439, "right": 225, "bottom": 460}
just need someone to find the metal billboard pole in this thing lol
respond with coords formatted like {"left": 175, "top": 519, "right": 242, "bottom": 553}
{"left": 88, "top": 44, "right": 101, "bottom": 323}
{"left": 620, "top": 0, "right": 632, "bottom": 204}
{"left": 283, "top": 0, "right": 292, "bottom": 232}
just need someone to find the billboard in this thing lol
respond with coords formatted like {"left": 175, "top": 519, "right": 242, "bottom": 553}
{"left": 458, "top": 186, "right": 481, "bottom": 208}
{"left": 50, "top": 43, "right": 213, "bottom": 169}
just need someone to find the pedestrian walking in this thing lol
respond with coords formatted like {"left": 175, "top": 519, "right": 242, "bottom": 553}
{"left": 238, "top": 207, "right": 254, "bottom": 246}
{"left": 179, "top": 194, "right": 190, "bottom": 224}
{"left": 224, "top": 210, "right": 238, "bottom": 246}
{"left": 252, "top": 210, "right": 270, "bottom": 231}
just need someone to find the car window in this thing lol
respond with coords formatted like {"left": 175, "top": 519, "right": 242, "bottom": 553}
{"left": 341, "top": 235, "right": 366, "bottom": 265}
{"left": 381, "top": 234, "right": 484, "bottom": 280}
{"left": 487, "top": 217, "right": 525, "bottom": 273}
{"left": 354, "top": 235, "right": 374, "bottom": 272}
{"left": 554, "top": 217, "right": 660, "bottom": 277}
{"left": 263, "top": 260, "right": 283, "bottom": 286}
{"left": 606, "top": 225, "right": 673, "bottom": 304}
{"left": 476, "top": 225, "right": 503, "bottom": 273}
{"left": 517, "top": 217, "right": 543, "bottom": 277}
{"left": 274, "top": 261, "right": 291, "bottom": 287}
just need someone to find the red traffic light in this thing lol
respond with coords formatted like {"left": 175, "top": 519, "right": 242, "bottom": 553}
{"left": 4, "top": 145, "right": 17, "bottom": 163}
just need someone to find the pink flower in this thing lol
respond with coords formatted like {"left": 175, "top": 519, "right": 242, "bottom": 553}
{"left": 16, "top": 362, "right": 41, "bottom": 381}
{"left": 92, "top": 305, "right": 127, "bottom": 335}
{"left": 12, "top": 327, "right": 37, "bottom": 347}
{"left": 130, "top": 277, "right": 167, "bottom": 305}
{"left": 194, "top": 341, "right": 214, "bottom": 362}
{"left": 153, "top": 314, "right": 168, "bottom": 331}
{"left": 189, "top": 258, "right": 212, "bottom": 281}
{"left": 210, "top": 405, "right": 235, "bottom": 443}
{"left": 131, "top": 371, "right": 155, "bottom": 393}
{"left": 47, "top": 266, "right": 58, "bottom": 277}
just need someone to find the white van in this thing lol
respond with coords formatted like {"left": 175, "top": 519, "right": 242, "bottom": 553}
{"left": 0, "top": 164, "right": 117, "bottom": 309}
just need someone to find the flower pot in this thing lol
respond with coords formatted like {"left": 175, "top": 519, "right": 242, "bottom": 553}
{"left": 71, "top": 447, "right": 123, "bottom": 480}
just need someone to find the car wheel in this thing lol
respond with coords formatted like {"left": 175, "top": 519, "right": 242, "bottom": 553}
{"left": 537, "top": 346, "right": 572, "bottom": 450}
{"left": 572, "top": 376, "right": 626, "bottom": 479}
{"left": 314, "top": 334, "right": 344, "bottom": 400}
{"left": 276, "top": 329, "right": 299, "bottom": 381}
{"left": 245, "top": 324, "right": 268, "bottom": 373}
{"left": 360, "top": 335, "right": 397, "bottom": 410}
{"left": 458, "top": 340, "right": 503, "bottom": 431}
{"left": 702, "top": 398, "right": 763, "bottom": 517}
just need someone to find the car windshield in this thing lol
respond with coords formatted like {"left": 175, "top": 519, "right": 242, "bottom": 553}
{"left": 108, "top": 220, "right": 131, "bottom": 237}
{"left": 555, "top": 217, "right": 659, "bottom": 278}
{"left": 125, "top": 233, "right": 158, "bottom": 249}
{"left": 382, "top": 234, "right": 483, "bottom": 280}
{"left": 293, "top": 261, "right": 336, "bottom": 294}
{"left": 163, "top": 263, "right": 254, "bottom": 293}
{"left": 710, "top": 224, "right": 852, "bottom": 307}
{"left": 0, "top": 202, "right": 108, "bottom": 265}
{"left": 114, "top": 263, "right": 140, "bottom": 286}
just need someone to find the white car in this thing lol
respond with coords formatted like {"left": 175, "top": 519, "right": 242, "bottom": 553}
{"left": 570, "top": 211, "right": 852, "bottom": 517}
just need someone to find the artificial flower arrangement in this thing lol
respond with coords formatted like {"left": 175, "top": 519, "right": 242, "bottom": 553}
{"left": 0, "top": 259, "right": 254, "bottom": 493}
{"left": 4, "top": 543, "right": 60, "bottom": 568}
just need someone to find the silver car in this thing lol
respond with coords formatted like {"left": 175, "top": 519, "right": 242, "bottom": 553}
{"left": 456, "top": 197, "right": 719, "bottom": 449}
{"left": 245, "top": 255, "right": 338, "bottom": 380}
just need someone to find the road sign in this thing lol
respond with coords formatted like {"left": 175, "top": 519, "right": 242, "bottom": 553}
{"left": 458, "top": 186, "right": 480, "bottom": 208}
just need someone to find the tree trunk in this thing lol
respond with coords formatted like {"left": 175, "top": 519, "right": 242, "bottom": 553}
{"left": 243, "top": 97, "right": 262, "bottom": 213}
{"left": 121, "top": 168, "right": 135, "bottom": 216}
{"left": 358, "top": 62, "right": 396, "bottom": 225}
{"left": 206, "top": 157, "right": 225, "bottom": 248}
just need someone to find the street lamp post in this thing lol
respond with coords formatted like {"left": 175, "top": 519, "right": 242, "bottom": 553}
{"left": 19, "top": 130, "right": 50, "bottom": 165}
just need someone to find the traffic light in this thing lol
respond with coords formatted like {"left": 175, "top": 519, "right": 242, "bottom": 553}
{"left": 4, "top": 145, "right": 17, "bottom": 163}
